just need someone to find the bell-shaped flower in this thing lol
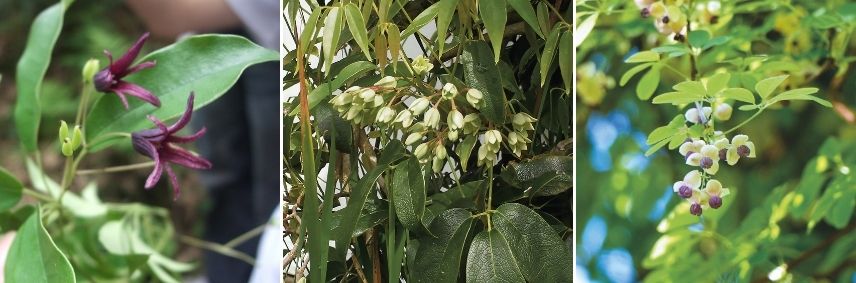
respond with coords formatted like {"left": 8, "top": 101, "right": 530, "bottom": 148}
{"left": 94, "top": 33, "right": 160, "bottom": 109}
{"left": 466, "top": 88, "right": 483, "bottom": 109}
{"left": 393, "top": 110, "right": 413, "bottom": 128}
{"left": 726, "top": 134, "right": 756, "bottom": 165}
{"left": 131, "top": 93, "right": 212, "bottom": 200}
{"left": 424, "top": 108, "right": 440, "bottom": 129}
{"left": 409, "top": 97, "right": 431, "bottom": 115}
{"left": 447, "top": 109, "right": 464, "bottom": 130}
{"left": 703, "top": 179, "right": 730, "bottom": 209}
{"left": 441, "top": 83, "right": 458, "bottom": 100}
{"left": 673, "top": 170, "right": 702, "bottom": 198}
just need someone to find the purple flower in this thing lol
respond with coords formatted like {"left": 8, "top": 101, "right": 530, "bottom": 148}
{"left": 94, "top": 32, "right": 161, "bottom": 109}
{"left": 132, "top": 93, "right": 211, "bottom": 200}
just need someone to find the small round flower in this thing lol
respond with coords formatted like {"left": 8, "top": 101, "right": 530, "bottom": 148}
{"left": 463, "top": 114, "right": 481, "bottom": 134}
{"left": 713, "top": 138, "right": 730, "bottom": 161}
{"left": 687, "top": 145, "right": 720, "bottom": 174}
{"left": 409, "top": 97, "right": 431, "bottom": 115}
{"left": 394, "top": 110, "right": 413, "bottom": 128}
{"left": 673, "top": 170, "right": 702, "bottom": 198}
{"left": 424, "top": 108, "right": 441, "bottom": 129}
{"left": 726, "top": 134, "right": 756, "bottom": 165}
{"left": 708, "top": 195, "right": 722, "bottom": 209}
{"left": 679, "top": 139, "right": 705, "bottom": 158}
{"left": 512, "top": 113, "right": 537, "bottom": 131}
{"left": 690, "top": 202, "right": 703, "bottom": 216}
{"left": 442, "top": 83, "right": 458, "bottom": 100}
{"left": 703, "top": 179, "right": 729, "bottom": 209}
{"left": 684, "top": 106, "right": 712, "bottom": 124}
{"left": 714, "top": 103, "right": 732, "bottom": 121}
{"left": 448, "top": 130, "right": 459, "bottom": 141}
{"left": 466, "top": 88, "right": 483, "bottom": 109}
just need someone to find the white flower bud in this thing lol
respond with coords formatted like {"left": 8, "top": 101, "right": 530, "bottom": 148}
{"left": 442, "top": 83, "right": 458, "bottom": 100}
{"left": 435, "top": 145, "right": 447, "bottom": 159}
{"left": 376, "top": 107, "right": 396, "bottom": 124}
{"left": 359, "top": 88, "right": 376, "bottom": 102}
{"left": 405, "top": 132, "right": 423, "bottom": 145}
{"left": 466, "top": 88, "right": 483, "bottom": 108}
{"left": 424, "top": 108, "right": 440, "bottom": 129}
{"left": 684, "top": 106, "right": 712, "bottom": 124}
{"left": 448, "top": 109, "right": 464, "bottom": 130}
{"left": 714, "top": 103, "right": 732, "bottom": 121}
{"left": 409, "top": 97, "right": 431, "bottom": 115}
{"left": 432, "top": 156, "right": 444, "bottom": 173}
{"left": 374, "top": 76, "right": 397, "bottom": 88}
{"left": 394, "top": 110, "right": 413, "bottom": 128}
{"left": 414, "top": 143, "right": 429, "bottom": 159}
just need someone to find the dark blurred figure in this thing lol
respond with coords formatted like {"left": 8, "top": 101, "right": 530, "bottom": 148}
{"left": 126, "top": 1, "right": 278, "bottom": 282}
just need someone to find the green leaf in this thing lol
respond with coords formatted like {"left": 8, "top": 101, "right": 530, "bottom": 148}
{"left": 465, "top": 230, "right": 526, "bottom": 283}
{"left": 402, "top": 3, "right": 439, "bottom": 38}
{"left": 462, "top": 41, "right": 507, "bottom": 123}
{"left": 492, "top": 203, "right": 572, "bottom": 282}
{"left": 5, "top": 207, "right": 76, "bottom": 283}
{"left": 26, "top": 159, "right": 107, "bottom": 218}
{"left": 706, "top": 73, "right": 730, "bottom": 95}
{"left": 387, "top": 24, "right": 402, "bottom": 70}
{"left": 637, "top": 66, "right": 661, "bottom": 100}
{"left": 625, "top": 51, "right": 660, "bottom": 63}
{"left": 332, "top": 141, "right": 406, "bottom": 260}
{"left": 720, "top": 88, "right": 755, "bottom": 104}
{"left": 540, "top": 26, "right": 562, "bottom": 86}
{"left": 14, "top": 2, "right": 70, "bottom": 152}
{"left": 767, "top": 88, "right": 831, "bottom": 107}
{"left": 646, "top": 137, "right": 670, "bottom": 156}
{"left": 479, "top": 0, "right": 507, "bottom": 63}
{"left": 500, "top": 155, "right": 572, "bottom": 196}
{"left": 322, "top": 7, "right": 344, "bottom": 73}
{"left": 506, "top": 0, "right": 544, "bottom": 38}
{"left": 456, "top": 135, "right": 478, "bottom": 170}
{"left": 86, "top": 35, "right": 277, "bottom": 150}
{"left": 620, "top": 62, "right": 654, "bottom": 86}
{"left": 412, "top": 208, "right": 474, "bottom": 283}
{"left": 392, "top": 157, "right": 427, "bottom": 230}
{"left": 436, "top": 0, "right": 461, "bottom": 56}
{"left": 558, "top": 31, "right": 572, "bottom": 94}
{"left": 754, "top": 75, "right": 788, "bottom": 99}
{"left": 688, "top": 30, "right": 711, "bottom": 48}
{"left": 298, "top": 8, "right": 322, "bottom": 54}
{"left": 344, "top": 3, "right": 372, "bottom": 60}
{"left": 293, "top": 60, "right": 376, "bottom": 116}
{"left": 574, "top": 13, "right": 597, "bottom": 47}
{"left": 652, "top": 91, "right": 703, "bottom": 105}
{"left": 647, "top": 125, "right": 674, "bottom": 144}
{"left": 0, "top": 167, "right": 23, "bottom": 212}
{"left": 673, "top": 80, "right": 706, "bottom": 95}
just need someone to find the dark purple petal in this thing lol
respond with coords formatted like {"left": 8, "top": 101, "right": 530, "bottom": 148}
{"left": 162, "top": 145, "right": 212, "bottom": 169}
{"left": 168, "top": 93, "right": 195, "bottom": 133}
{"left": 132, "top": 133, "right": 159, "bottom": 160}
{"left": 114, "top": 81, "right": 161, "bottom": 107}
{"left": 124, "top": 60, "right": 156, "bottom": 76}
{"left": 167, "top": 128, "right": 206, "bottom": 144}
{"left": 145, "top": 161, "right": 164, "bottom": 189}
{"left": 111, "top": 32, "right": 150, "bottom": 76}
{"left": 164, "top": 165, "right": 180, "bottom": 200}
{"left": 147, "top": 115, "right": 170, "bottom": 135}
{"left": 93, "top": 69, "right": 115, "bottom": 92}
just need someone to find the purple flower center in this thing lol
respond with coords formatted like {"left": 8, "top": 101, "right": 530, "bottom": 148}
{"left": 678, "top": 185, "right": 693, "bottom": 198}
{"left": 662, "top": 16, "right": 670, "bottom": 23}
{"left": 700, "top": 157, "right": 714, "bottom": 169}
{"left": 737, "top": 145, "right": 750, "bottom": 157}
{"left": 641, "top": 8, "right": 650, "bottom": 18}
{"left": 709, "top": 196, "right": 722, "bottom": 209}
{"left": 718, "top": 148, "right": 727, "bottom": 161}
{"left": 685, "top": 151, "right": 694, "bottom": 160}
{"left": 93, "top": 69, "right": 115, "bottom": 92}
{"left": 690, "top": 203, "right": 702, "bottom": 216}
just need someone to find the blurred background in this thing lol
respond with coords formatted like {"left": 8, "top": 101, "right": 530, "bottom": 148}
{"left": 0, "top": 0, "right": 212, "bottom": 276}
{"left": 575, "top": 1, "right": 856, "bottom": 282}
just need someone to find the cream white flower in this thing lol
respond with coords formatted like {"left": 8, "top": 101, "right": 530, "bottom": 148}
{"left": 684, "top": 106, "right": 712, "bottom": 124}
{"left": 714, "top": 103, "right": 732, "bottom": 121}
{"left": 405, "top": 132, "right": 423, "bottom": 145}
{"left": 442, "top": 83, "right": 458, "bottom": 100}
{"left": 726, "top": 134, "right": 755, "bottom": 165}
{"left": 466, "top": 88, "right": 483, "bottom": 108}
{"left": 375, "top": 107, "right": 396, "bottom": 124}
{"left": 512, "top": 113, "right": 537, "bottom": 131}
{"left": 673, "top": 170, "right": 702, "bottom": 199}
{"left": 679, "top": 139, "right": 705, "bottom": 157}
{"left": 393, "top": 110, "right": 413, "bottom": 128}
{"left": 412, "top": 56, "right": 434, "bottom": 75}
{"left": 424, "top": 108, "right": 440, "bottom": 129}
{"left": 409, "top": 97, "right": 431, "bottom": 115}
{"left": 448, "top": 109, "right": 464, "bottom": 130}
{"left": 703, "top": 179, "right": 729, "bottom": 209}
{"left": 374, "top": 76, "right": 397, "bottom": 88}
{"left": 687, "top": 144, "right": 720, "bottom": 174}
{"left": 414, "top": 143, "right": 429, "bottom": 160}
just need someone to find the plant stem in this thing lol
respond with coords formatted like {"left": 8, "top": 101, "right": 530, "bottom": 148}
{"left": 179, "top": 235, "right": 255, "bottom": 265}
{"left": 22, "top": 188, "right": 53, "bottom": 202}
{"left": 723, "top": 109, "right": 763, "bottom": 135}
{"left": 487, "top": 168, "right": 494, "bottom": 231}
{"left": 76, "top": 161, "right": 155, "bottom": 176}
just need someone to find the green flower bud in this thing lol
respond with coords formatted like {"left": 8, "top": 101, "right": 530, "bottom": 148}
{"left": 62, "top": 141, "right": 74, "bottom": 157}
{"left": 409, "top": 97, "right": 431, "bottom": 115}
{"left": 346, "top": 105, "right": 362, "bottom": 120}
{"left": 441, "top": 83, "right": 458, "bottom": 100}
{"left": 432, "top": 156, "right": 444, "bottom": 173}
{"left": 374, "top": 76, "right": 397, "bottom": 88}
{"left": 447, "top": 130, "right": 459, "bottom": 141}
{"left": 424, "top": 108, "right": 440, "bottom": 129}
{"left": 412, "top": 56, "right": 434, "bottom": 75}
{"left": 414, "top": 143, "right": 429, "bottom": 159}
{"left": 373, "top": 95, "right": 384, "bottom": 108}
{"left": 435, "top": 144, "right": 447, "bottom": 159}
{"left": 405, "top": 132, "right": 423, "bottom": 145}
{"left": 71, "top": 125, "right": 83, "bottom": 150}
{"left": 59, "top": 120, "right": 69, "bottom": 142}
{"left": 82, "top": 59, "right": 100, "bottom": 84}
{"left": 466, "top": 88, "right": 483, "bottom": 108}
{"left": 714, "top": 103, "right": 732, "bottom": 121}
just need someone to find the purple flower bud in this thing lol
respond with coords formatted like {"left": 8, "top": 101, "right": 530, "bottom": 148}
{"left": 690, "top": 203, "right": 702, "bottom": 216}
{"left": 641, "top": 8, "right": 650, "bottom": 18}
{"left": 709, "top": 196, "right": 722, "bottom": 209}
{"left": 132, "top": 93, "right": 211, "bottom": 200}
{"left": 700, "top": 157, "right": 714, "bottom": 169}
{"left": 674, "top": 33, "right": 685, "bottom": 42}
{"left": 678, "top": 185, "right": 692, "bottom": 198}
{"left": 94, "top": 33, "right": 160, "bottom": 109}
{"left": 718, "top": 148, "right": 727, "bottom": 161}
{"left": 662, "top": 16, "right": 670, "bottom": 23}
{"left": 737, "top": 145, "right": 751, "bottom": 157}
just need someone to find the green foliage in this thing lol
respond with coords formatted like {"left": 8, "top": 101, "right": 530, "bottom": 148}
{"left": 5, "top": 207, "right": 76, "bottom": 283}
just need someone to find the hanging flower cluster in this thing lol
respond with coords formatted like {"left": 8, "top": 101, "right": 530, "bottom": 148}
{"left": 635, "top": 1, "right": 689, "bottom": 41}
{"left": 92, "top": 33, "right": 211, "bottom": 199}
{"left": 329, "top": 60, "right": 537, "bottom": 173}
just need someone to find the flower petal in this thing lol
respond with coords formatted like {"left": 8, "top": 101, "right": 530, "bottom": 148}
{"left": 684, "top": 170, "right": 702, "bottom": 189}
{"left": 704, "top": 161, "right": 719, "bottom": 175}
{"left": 705, "top": 179, "right": 723, "bottom": 195}
{"left": 731, "top": 134, "right": 748, "bottom": 146}
{"left": 673, "top": 181, "right": 684, "bottom": 192}
{"left": 162, "top": 145, "right": 213, "bottom": 169}
{"left": 727, "top": 147, "right": 740, "bottom": 165}
{"left": 114, "top": 81, "right": 161, "bottom": 107}
{"left": 164, "top": 165, "right": 181, "bottom": 200}
{"left": 111, "top": 32, "right": 150, "bottom": 76}
{"left": 167, "top": 128, "right": 207, "bottom": 144}
{"left": 168, "top": 93, "right": 196, "bottom": 133}
{"left": 144, "top": 161, "right": 164, "bottom": 189}
{"left": 747, "top": 141, "right": 756, "bottom": 158}
{"left": 686, "top": 152, "right": 702, "bottom": 166}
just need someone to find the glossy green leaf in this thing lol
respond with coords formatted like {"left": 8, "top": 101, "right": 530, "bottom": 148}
{"left": 86, "top": 35, "right": 278, "bottom": 151}
{"left": 402, "top": 3, "right": 439, "bottom": 38}
{"left": 322, "top": 7, "right": 344, "bottom": 73}
{"left": 558, "top": 31, "right": 572, "bottom": 94}
{"left": 637, "top": 66, "right": 661, "bottom": 100}
{"left": 625, "top": 51, "right": 660, "bottom": 63}
{"left": 462, "top": 41, "right": 507, "bottom": 123}
{"left": 465, "top": 230, "right": 526, "bottom": 283}
{"left": 456, "top": 135, "right": 478, "bottom": 171}
{"left": 5, "top": 207, "right": 76, "bottom": 283}
{"left": 0, "top": 168, "right": 22, "bottom": 212}
{"left": 479, "top": 0, "right": 507, "bottom": 63}
{"left": 392, "top": 157, "right": 427, "bottom": 230}
{"left": 506, "top": 0, "right": 544, "bottom": 38}
{"left": 501, "top": 155, "right": 572, "bottom": 196}
{"left": 574, "top": 13, "right": 597, "bottom": 47}
{"left": 412, "top": 208, "right": 474, "bottom": 283}
{"left": 332, "top": 140, "right": 406, "bottom": 260}
{"left": 767, "top": 88, "right": 831, "bottom": 107}
{"left": 436, "top": 0, "right": 460, "bottom": 56}
{"left": 14, "top": 1, "right": 70, "bottom": 152}
{"left": 492, "top": 203, "right": 573, "bottom": 282}
{"left": 720, "top": 88, "right": 755, "bottom": 104}
{"left": 620, "top": 62, "right": 654, "bottom": 86}
{"left": 344, "top": 3, "right": 372, "bottom": 60}
{"left": 754, "top": 75, "right": 788, "bottom": 99}
{"left": 540, "top": 26, "right": 562, "bottom": 86}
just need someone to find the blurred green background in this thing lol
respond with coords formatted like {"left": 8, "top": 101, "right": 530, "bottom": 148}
{"left": 575, "top": 0, "right": 856, "bottom": 282}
